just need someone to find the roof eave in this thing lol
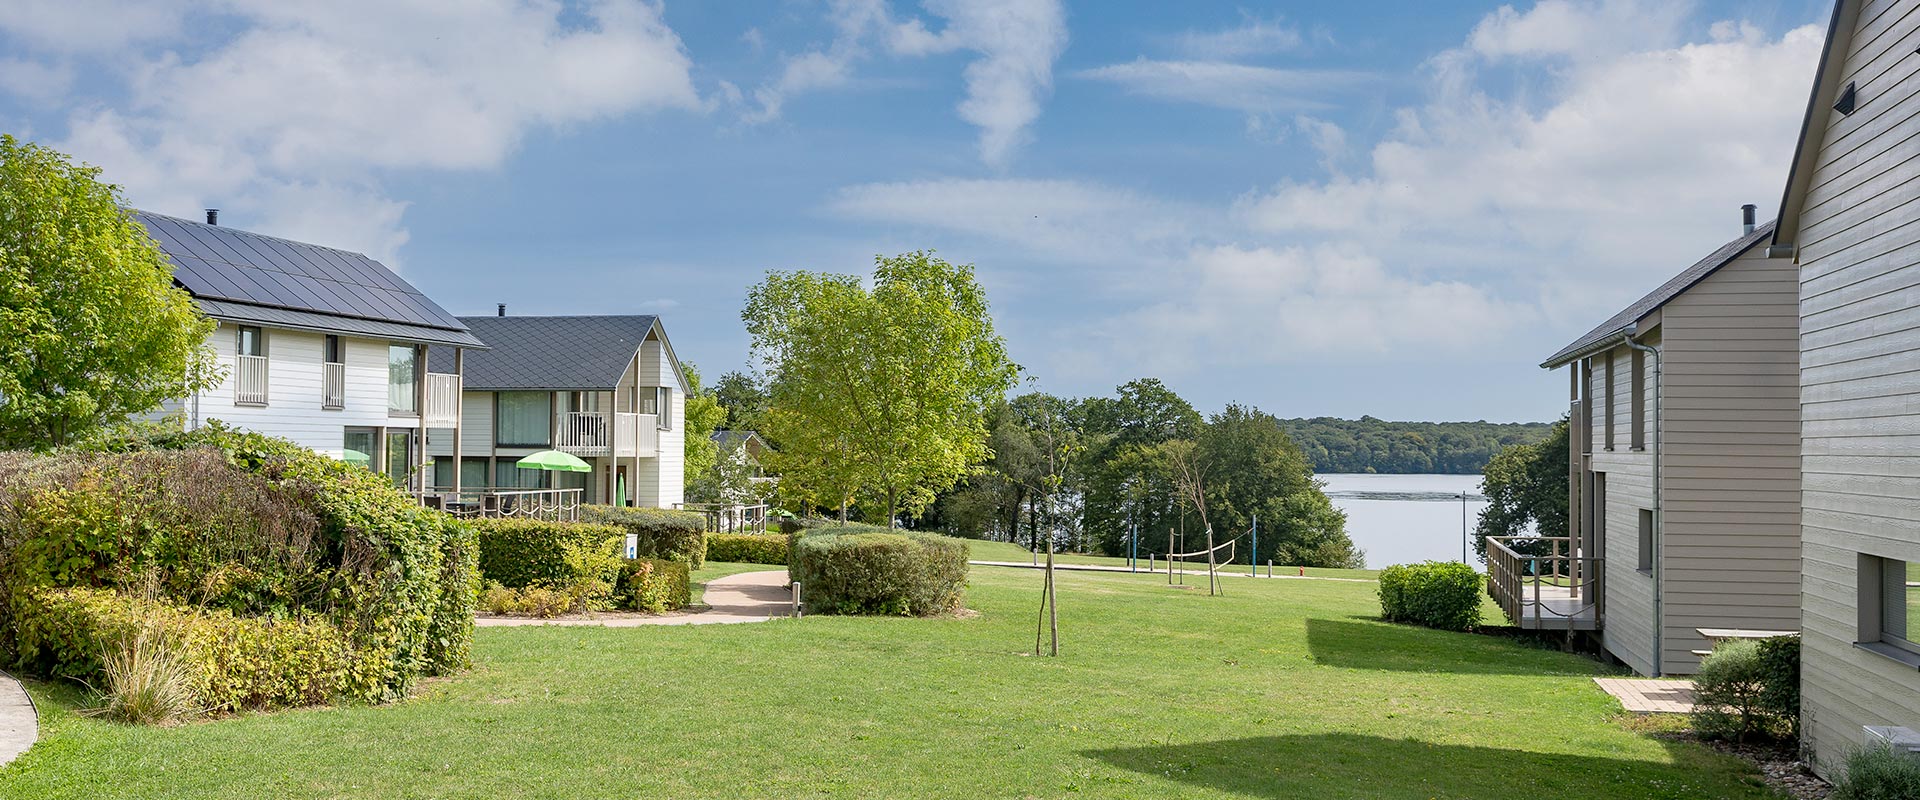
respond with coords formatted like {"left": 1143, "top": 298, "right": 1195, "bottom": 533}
{"left": 1540, "top": 325, "right": 1633, "bottom": 370}
{"left": 1774, "top": 0, "right": 1859, "bottom": 249}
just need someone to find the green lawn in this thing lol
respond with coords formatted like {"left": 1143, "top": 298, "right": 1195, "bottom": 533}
{"left": 0, "top": 565, "right": 1772, "bottom": 799}
{"left": 966, "top": 538, "right": 1382, "bottom": 580}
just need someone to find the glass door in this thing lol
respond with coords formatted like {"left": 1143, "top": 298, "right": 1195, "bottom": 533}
{"left": 386, "top": 429, "right": 415, "bottom": 491}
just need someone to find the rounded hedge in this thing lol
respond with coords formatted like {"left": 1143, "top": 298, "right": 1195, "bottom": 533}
{"left": 789, "top": 526, "right": 968, "bottom": 616}
{"left": 706, "top": 533, "right": 789, "bottom": 565}
{"left": 1377, "top": 561, "right": 1482, "bottom": 632}
{"left": 579, "top": 505, "right": 708, "bottom": 568}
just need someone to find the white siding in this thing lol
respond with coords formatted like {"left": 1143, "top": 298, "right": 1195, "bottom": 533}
{"left": 1791, "top": 0, "right": 1920, "bottom": 775}
{"left": 181, "top": 325, "right": 393, "bottom": 456}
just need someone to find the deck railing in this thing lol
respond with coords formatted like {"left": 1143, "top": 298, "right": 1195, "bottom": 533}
{"left": 1486, "top": 536, "right": 1602, "bottom": 631}
{"left": 423, "top": 372, "right": 461, "bottom": 427}
{"left": 322, "top": 361, "right": 345, "bottom": 409}
{"left": 234, "top": 354, "right": 269, "bottom": 405}
{"left": 425, "top": 487, "right": 583, "bottom": 522}
{"left": 676, "top": 502, "right": 771, "bottom": 533}
{"left": 557, "top": 411, "right": 658, "bottom": 457}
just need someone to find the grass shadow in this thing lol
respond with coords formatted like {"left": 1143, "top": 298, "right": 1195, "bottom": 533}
{"left": 1304, "top": 617, "right": 1597, "bottom": 676}
{"left": 1085, "top": 733, "right": 1767, "bottom": 799}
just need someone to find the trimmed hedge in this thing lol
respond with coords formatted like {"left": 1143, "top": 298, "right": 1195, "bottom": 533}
{"left": 1377, "top": 561, "right": 1482, "bottom": 631}
{"left": 0, "top": 427, "right": 478, "bottom": 707}
{"left": 471, "top": 518, "right": 622, "bottom": 589}
{"left": 580, "top": 505, "right": 707, "bottom": 568}
{"left": 706, "top": 533, "right": 789, "bottom": 565}
{"left": 790, "top": 526, "right": 968, "bottom": 616}
{"left": 15, "top": 586, "right": 355, "bottom": 712}
{"left": 619, "top": 558, "right": 690, "bottom": 613}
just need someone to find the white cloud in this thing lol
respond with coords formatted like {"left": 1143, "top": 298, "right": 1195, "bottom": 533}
{"left": 47, "top": 0, "right": 700, "bottom": 265}
{"left": 1074, "top": 59, "right": 1367, "bottom": 113}
{"left": 0, "top": 0, "right": 187, "bottom": 53}
{"left": 1172, "top": 15, "right": 1305, "bottom": 58}
{"left": 1468, "top": 0, "right": 1692, "bottom": 61}
{"left": 829, "top": 177, "right": 1206, "bottom": 264}
{"left": 0, "top": 58, "right": 73, "bottom": 101}
{"left": 745, "top": 0, "right": 1067, "bottom": 166}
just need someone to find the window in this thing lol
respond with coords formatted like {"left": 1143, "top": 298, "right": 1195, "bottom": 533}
{"left": 233, "top": 326, "right": 269, "bottom": 405}
{"left": 1863, "top": 555, "right": 1920, "bottom": 658}
{"left": 637, "top": 388, "right": 660, "bottom": 416}
{"left": 342, "top": 427, "right": 377, "bottom": 472}
{"left": 386, "top": 429, "right": 414, "bottom": 490}
{"left": 1580, "top": 361, "right": 1594, "bottom": 455}
{"left": 237, "top": 326, "right": 265, "bottom": 356}
{"left": 322, "top": 336, "right": 345, "bottom": 410}
{"left": 496, "top": 391, "right": 552, "bottom": 447}
{"left": 1637, "top": 508, "right": 1654, "bottom": 573}
{"left": 1603, "top": 354, "right": 1615, "bottom": 450}
{"left": 494, "top": 460, "right": 549, "bottom": 489}
{"left": 388, "top": 344, "right": 419, "bottom": 415}
{"left": 324, "top": 335, "right": 342, "bottom": 364}
{"left": 1630, "top": 349, "right": 1646, "bottom": 450}
{"left": 656, "top": 386, "right": 673, "bottom": 430}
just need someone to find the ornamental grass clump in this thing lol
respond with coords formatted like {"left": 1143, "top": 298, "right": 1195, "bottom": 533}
{"left": 88, "top": 629, "right": 198, "bottom": 726}
{"left": 1831, "top": 745, "right": 1920, "bottom": 800}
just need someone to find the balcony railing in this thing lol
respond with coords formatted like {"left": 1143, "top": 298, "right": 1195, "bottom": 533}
{"left": 1486, "top": 536, "right": 1601, "bottom": 632}
{"left": 234, "top": 354, "right": 269, "bottom": 405}
{"left": 424, "top": 488, "right": 582, "bottom": 522}
{"left": 556, "top": 411, "right": 658, "bottom": 457}
{"left": 323, "top": 362, "right": 345, "bottom": 409}
{"left": 423, "top": 372, "right": 461, "bottom": 427}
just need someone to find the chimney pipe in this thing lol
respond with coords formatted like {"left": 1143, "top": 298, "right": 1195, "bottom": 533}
{"left": 205, "top": 209, "right": 219, "bottom": 226}
{"left": 497, "top": 303, "right": 506, "bottom": 317}
{"left": 1741, "top": 204, "right": 1756, "bottom": 235}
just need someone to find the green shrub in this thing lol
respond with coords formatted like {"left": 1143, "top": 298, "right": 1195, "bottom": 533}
{"left": 1377, "top": 561, "right": 1482, "bottom": 632}
{"left": 470, "top": 518, "right": 622, "bottom": 589}
{"left": 706, "top": 533, "right": 790, "bottom": 565}
{"left": 1754, "top": 635, "right": 1800, "bottom": 739}
{"left": 1832, "top": 745, "right": 1920, "bottom": 800}
{"left": 579, "top": 505, "right": 707, "bottom": 568}
{"left": 15, "top": 586, "right": 354, "bottom": 713}
{"left": 790, "top": 526, "right": 968, "bottom": 616}
{"left": 90, "top": 627, "right": 199, "bottom": 725}
{"left": 479, "top": 583, "right": 575, "bottom": 618}
{"left": 1691, "top": 638, "right": 1796, "bottom": 742}
{"left": 618, "top": 558, "right": 690, "bottom": 613}
{"left": 0, "top": 427, "right": 478, "bottom": 704}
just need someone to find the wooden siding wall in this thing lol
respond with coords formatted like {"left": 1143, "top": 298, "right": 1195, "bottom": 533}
{"left": 163, "top": 327, "right": 395, "bottom": 455}
{"left": 634, "top": 336, "right": 685, "bottom": 508}
{"left": 1794, "top": 0, "right": 1920, "bottom": 773}
{"left": 1587, "top": 338, "right": 1659, "bottom": 676}
{"left": 1659, "top": 249, "right": 1803, "bottom": 673}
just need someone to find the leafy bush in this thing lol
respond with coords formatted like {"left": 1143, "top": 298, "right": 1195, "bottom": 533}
{"left": 1832, "top": 745, "right": 1920, "bottom": 800}
{"left": 1377, "top": 561, "right": 1482, "bottom": 632}
{"left": 790, "top": 526, "right": 968, "bottom": 616}
{"left": 706, "top": 533, "right": 790, "bottom": 565}
{"left": 579, "top": 505, "right": 707, "bottom": 568}
{"left": 0, "top": 427, "right": 477, "bottom": 705}
{"left": 479, "top": 583, "right": 576, "bottom": 618}
{"left": 470, "top": 518, "right": 622, "bottom": 589}
{"left": 1691, "top": 638, "right": 1797, "bottom": 742}
{"left": 15, "top": 586, "right": 354, "bottom": 713}
{"left": 618, "top": 558, "right": 690, "bottom": 613}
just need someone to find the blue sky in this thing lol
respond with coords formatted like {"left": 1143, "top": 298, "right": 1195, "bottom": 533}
{"left": 0, "top": 0, "right": 1837, "bottom": 422}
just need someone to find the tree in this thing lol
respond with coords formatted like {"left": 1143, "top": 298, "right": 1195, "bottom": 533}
{"left": 680, "top": 363, "right": 727, "bottom": 492}
{"left": 743, "top": 251, "right": 1017, "bottom": 526}
{"left": 1474, "top": 417, "right": 1570, "bottom": 557}
{"left": 1194, "top": 404, "right": 1360, "bottom": 568}
{"left": 1080, "top": 378, "right": 1202, "bottom": 556}
{"left": 0, "top": 136, "right": 217, "bottom": 448}
{"left": 712, "top": 370, "right": 768, "bottom": 432}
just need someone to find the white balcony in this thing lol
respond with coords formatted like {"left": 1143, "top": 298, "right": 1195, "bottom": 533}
{"left": 323, "top": 362, "right": 345, "bottom": 409}
{"left": 423, "top": 372, "right": 461, "bottom": 427}
{"left": 556, "top": 411, "right": 658, "bottom": 457}
{"left": 234, "top": 354, "right": 268, "bottom": 405}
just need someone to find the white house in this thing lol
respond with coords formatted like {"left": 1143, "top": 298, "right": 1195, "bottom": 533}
{"left": 426, "top": 312, "right": 688, "bottom": 509}
{"left": 141, "top": 209, "right": 485, "bottom": 494}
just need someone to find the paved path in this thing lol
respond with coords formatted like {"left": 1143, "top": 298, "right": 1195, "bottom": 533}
{"left": 477, "top": 570, "right": 793, "bottom": 628}
{"left": 1595, "top": 677, "right": 1697, "bottom": 713}
{"left": 0, "top": 669, "right": 35, "bottom": 767}
{"left": 969, "top": 560, "right": 1376, "bottom": 583}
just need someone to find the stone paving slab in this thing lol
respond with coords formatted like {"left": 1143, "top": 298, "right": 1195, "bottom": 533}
{"left": 1595, "top": 677, "right": 1697, "bottom": 713}
{"left": 0, "top": 669, "right": 36, "bottom": 767}
{"left": 477, "top": 569, "right": 793, "bottom": 628}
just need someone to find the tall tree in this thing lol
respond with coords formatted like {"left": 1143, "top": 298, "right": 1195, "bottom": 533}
{"left": 1080, "top": 378, "right": 1202, "bottom": 557}
{"left": 680, "top": 362, "right": 727, "bottom": 492}
{"left": 743, "top": 252, "right": 1017, "bottom": 526}
{"left": 712, "top": 370, "right": 768, "bottom": 432}
{"left": 0, "top": 136, "right": 217, "bottom": 448}
{"left": 1475, "top": 417, "right": 1570, "bottom": 557}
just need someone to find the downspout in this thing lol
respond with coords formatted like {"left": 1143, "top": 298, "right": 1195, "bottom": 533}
{"left": 1621, "top": 326, "right": 1663, "bottom": 677}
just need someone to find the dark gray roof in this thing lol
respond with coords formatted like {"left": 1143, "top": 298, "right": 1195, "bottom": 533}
{"left": 135, "top": 210, "right": 483, "bottom": 348}
{"left": 712, "top": 430, "right": 765, "bottom": 450}
{"left": 429, "top": 315, "right": 660, "bottom": 390}
{"left": 1541, "top": 220, "right": 1776, "bottom": 368}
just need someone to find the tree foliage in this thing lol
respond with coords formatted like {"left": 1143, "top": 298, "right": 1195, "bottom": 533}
{"left": 0, "top": 135, "right": 217, "bottom": 448}
{"left": 1473, "top": 417, "right": 1569, "bottom": 555}
{"left": 679, "top": 363, "right": 727, "bottom": 491}
{"left": 712, "top": 370, "right": 768, "bottom": 433}
{"left": 1280, "top": 416, "right": 1553, "bottom": 474}
{"left": 743, "top": 252, "right": 1016, "bottom": 525}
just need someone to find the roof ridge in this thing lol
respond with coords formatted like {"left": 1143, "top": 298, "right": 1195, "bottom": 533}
{"left": 134, "top": 209, "right": 373, "bottom": 260}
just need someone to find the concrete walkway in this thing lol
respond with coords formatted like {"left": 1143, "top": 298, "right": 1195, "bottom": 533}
{"left": 970, "top": 560, "right": 1376, "bottom": 583}
{"left": 0, "top": 669, "right": 35, "bottom": 767}
{"left": 1595, "top": 677, "right": 1697, "bottom": 713}
{"left": 477, "top": 570, "right": 793, "bottom": 628}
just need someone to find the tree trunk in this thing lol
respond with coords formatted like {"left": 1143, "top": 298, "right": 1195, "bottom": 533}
{"left": 887, "top": 487, "right": 898, "bottom": 530}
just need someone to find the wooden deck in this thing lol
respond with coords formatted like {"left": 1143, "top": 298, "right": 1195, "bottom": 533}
{"left": 1509, "top": 584, "right": 1600, "bottom": 631}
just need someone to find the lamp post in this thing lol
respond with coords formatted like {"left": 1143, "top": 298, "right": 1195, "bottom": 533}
{"left": 1461, "top": 490, "right": 1469, "bottom": 563}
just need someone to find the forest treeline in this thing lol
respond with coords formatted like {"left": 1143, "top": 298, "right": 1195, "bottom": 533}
{"left": 1279, "top": 417, "right": 1554, "bottom": 475}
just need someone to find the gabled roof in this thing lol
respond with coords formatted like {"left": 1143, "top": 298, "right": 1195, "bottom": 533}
{"left": 1541, "top": 221, "right": 1776, "bottom": 368}
{"left": 135, "top": 210, "right": 483, "bottom": 348}
{"left": 1773, "top": 0, "right": 1860, "bottom": 252}
{"left": 429, "top": 315, "right": 688, "bottom": 392}
{"left": 712, "top": 430, "right": 768, "bottom": 451}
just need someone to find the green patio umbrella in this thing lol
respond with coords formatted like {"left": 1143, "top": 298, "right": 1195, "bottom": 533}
{"left": 515, "top": 450, "right": 592, "bottom": 474}
{"left": 341, "top": 449, "right": 371, "bottom": 468}
{"left": 615, "top": 475, "right": 627, "bottom": 507}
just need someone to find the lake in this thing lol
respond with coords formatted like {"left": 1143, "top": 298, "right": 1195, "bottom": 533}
{"left": 1319, "top": 473, "right": 1505, "bottom": 569}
